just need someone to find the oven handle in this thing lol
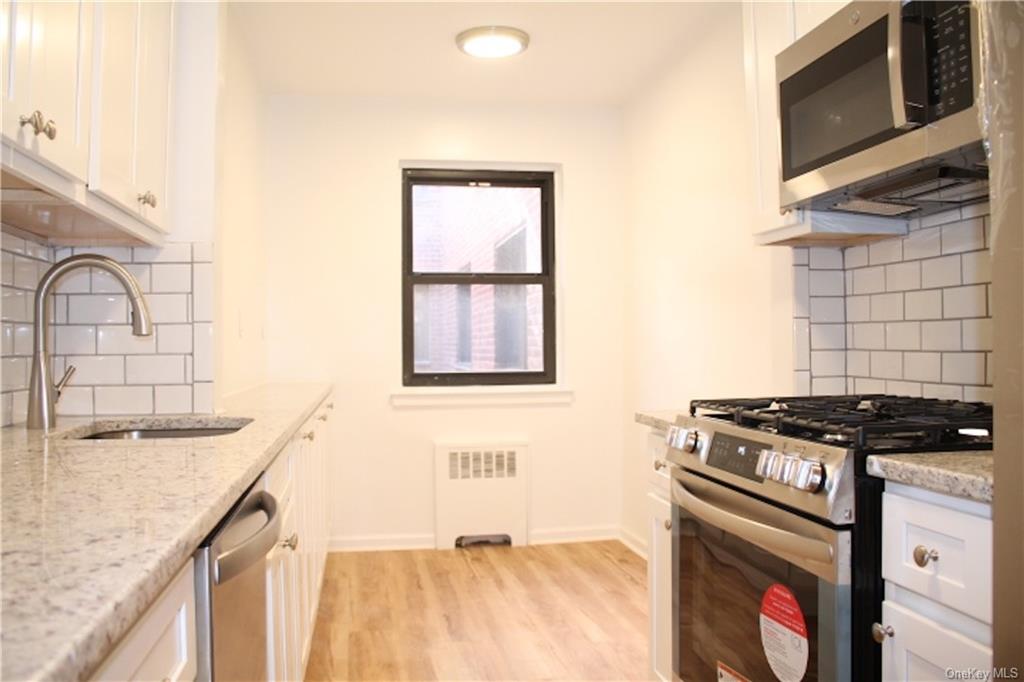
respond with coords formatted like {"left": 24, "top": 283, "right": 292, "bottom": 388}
{"left": 672, "top": 478, "right": 835, "bottom": 566}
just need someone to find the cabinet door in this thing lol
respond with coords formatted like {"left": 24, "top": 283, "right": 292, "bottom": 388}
{"left": 793, "top": 1, "right": 846, "bottom": 39}
{"left": 89, "top": 1, "right": 140, "bottom": 212}
{"left": 648, "top": 492, "right": 673, "bottom": 682}
{"left": 280, "top": 498, "right": 302, "bottom": 682}
{"left": 880, "top": 601, "right": 991, "bottom": 681}
{"left": 266, "top": 542, "right": 288, "bottom": 681}
{"left": 742, "top": 1, "right": 808, "bottom": 233}
{"left": 134, "top": 0, "right": 172, "bottom": 228}
{"left": 1, "top": 0, "right": 92, "bottom": 180}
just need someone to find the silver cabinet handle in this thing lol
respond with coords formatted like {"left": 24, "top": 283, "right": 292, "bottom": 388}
{"left": 871, "top": 623, "right": 895, "bottom": 644}
{"left": 213, "top": 490, "right": 280, "bottom": 584}
{"left": 672, "top": 476, "right": 834, "bottom": 565}
{"left": 137, "top": 191, "right": 157, "bottom": 208}
{"left": 316, "top": 414, "right": 328, "bottom": 422}
{"left": 19, "top": 110, "right": 56, "bottom": 139}
{"left": 279, "top": 533, "right": 298, "bottom": 551}
{"left": 653, "top": 459, "right": 665, "bottom": 471}
{"left": 663, "top": 519, "right": 672, "bottom": 531}
{"left": 303, "top": 431, "right": 315, "bottom": 441}
{"left": 913, "top": 545, "right": 939, "bottom": 567}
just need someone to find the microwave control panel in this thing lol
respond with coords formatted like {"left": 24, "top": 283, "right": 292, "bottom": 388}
{"left": 925, "top": 1, "right": 973, "bottom": 120}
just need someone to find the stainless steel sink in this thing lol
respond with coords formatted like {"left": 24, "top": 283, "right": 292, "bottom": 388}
{"left": 83, "top": 427, "right": 243, "bottom": 440}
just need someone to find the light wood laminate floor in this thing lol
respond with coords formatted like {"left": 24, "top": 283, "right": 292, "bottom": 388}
{"left": 306, "top": 541, "right": 649, "bottom": 681}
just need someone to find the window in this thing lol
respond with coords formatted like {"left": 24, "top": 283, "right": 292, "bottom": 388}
{"left": 403, "top": 168, "right": 556, "bottom": 386}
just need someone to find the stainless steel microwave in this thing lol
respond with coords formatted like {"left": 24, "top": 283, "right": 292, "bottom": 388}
{"left": 777, "top": 1, "right": 985, "bottom": 216}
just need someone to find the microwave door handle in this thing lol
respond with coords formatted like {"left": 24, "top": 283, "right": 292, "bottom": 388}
{"left": 213, "top": 491, "right": 282, "bottom": 584}
{"left": 672, "top": 478, "right": 834, "bottom": 566}
{"left": 888, "top": 3, "right": 919, "bottom": 131}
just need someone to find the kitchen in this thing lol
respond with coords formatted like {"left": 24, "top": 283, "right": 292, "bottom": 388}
{"left": 0, "top": 2, "right": 1021, "bottom": 682}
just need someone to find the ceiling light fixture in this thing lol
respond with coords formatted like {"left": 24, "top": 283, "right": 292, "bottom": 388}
{"left": 456, "top": 26, "right": 529, "bottom": 59}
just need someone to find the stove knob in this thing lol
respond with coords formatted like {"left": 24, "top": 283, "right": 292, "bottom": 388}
{"left": 755, "top": 449, "right": 778, "bottom": 478}
{"left": 665, "top": 425, "right": 688, "bottom": 450}
{"left": 791, "top": 458, "right": 826, "bottom": 492}
{"left": 682, "top": 430, "right": 701, "bottom": 453}
{"left": 775, "top": 454, "right": 800, "bottom": 483}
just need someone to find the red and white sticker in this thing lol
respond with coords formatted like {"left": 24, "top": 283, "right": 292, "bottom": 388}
{"left": 717, "top": 660, "right": 752, "bottom": 682}
{"left": 759, "top": 583, "right": 809, "bottom": 682}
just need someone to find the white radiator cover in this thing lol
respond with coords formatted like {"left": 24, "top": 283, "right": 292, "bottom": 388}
{"left": 434, "top": 442, "right": 529, "bottom": 549}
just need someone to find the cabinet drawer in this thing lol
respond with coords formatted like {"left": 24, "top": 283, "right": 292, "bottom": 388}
{"left": 880, "top": 600, "right": 991, "bottom": 681}
{"left": 92, "top": 560, "right": 197, "bottom": 681}
{"left": 882, "top": 492, "right": 992, "bottom": 623}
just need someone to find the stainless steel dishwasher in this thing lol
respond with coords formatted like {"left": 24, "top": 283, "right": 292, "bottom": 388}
{"left": 194, "top": 475, "right": 281, "bottom": 681}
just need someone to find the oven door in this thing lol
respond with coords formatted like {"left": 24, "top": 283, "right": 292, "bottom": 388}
{"left": 776, "top": 2, "right": 930, "bottom": 207}
{"left": 671, "top": 469, "right": 851, "bottom": 682}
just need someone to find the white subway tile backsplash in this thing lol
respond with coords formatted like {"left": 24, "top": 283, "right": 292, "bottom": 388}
{"left": 1, "top": 357, "right": 28, "bottom": 391}
{"left": 55, "top": 386, "right": 93, "bottom": 416}
{"left": 151, "top": 264, "right": 192, "bottom": 293}
{"left": 942, "top": 352, "right": 985, "bottom": 385}
{"left": 1, "top": 325, "right": 12, "bottom": 355}
{"left": 193, "top": 264, "right": 214, "bottom": 322}
{"left": 810, "top": 297, "right": 845, "bottom": 323}
{"left": 92, "top": 264, "right": 151, "bottom": 293}
{"left": 812, "top": 377, "right": 847, "bottom": 395}
{"left": 68, "top": 295, "right": 128, "bottom": 325}
{"left": 811, "top": 350, "right": 845, "bottom": 377}
{"left": 157, "top": 324, "right": 193, "bottom": 354}
{"left": 884, "top": 261, "right": 920, "bottom": 292}
{"left": 940, "top": 218, "right": 985, "bottom": 254}
{"left": 74, "top": 246, "right": 131, "bottom": 262}
{"left": 793, "top": 266, "right": 809, "bottom": 318}
{"left": 132, "top": 242, "right": 191, "bottom": 263}
{"left": 921, "top": 255, "right": 961, "bottom": 289}
{"left": 126, "top": 355, "right": 186, "bottom": 385}
{"left": 943, "top": 285, "right": 987, "bottom": 319}
{"left": 844, "top": 246, "right": 867, "bottom": 269}
{"left": 809, "top": 248, "right": 843, "bottom": 269}
{"left": 66, "top": 355, "right": 125, "bottom": 385}
{"left": 869, "top": 239, "right": 902, "bottom": 265}
{"left": 794, "top": 371, "right": 811, "bottom": 395}
{"left": 194, "top": 323, "right": 213, "bottom": 381}
{"left": 852, "top": 323, "right": 885, "bottom": 350}
{"left": 961, "top": 250, "right": 991, "bottom": 284}
{"left": 870, "top": 293, "right": 904, "bottom": 321}
{"left": 855, "top": 378, "right": 886, "bottom": 393}
{"left": 870, "top": 351, "right": 902, "bottom": 379}
{"left": 145, "top": 294, "right": 190, "bottom": 323}
{"left": 193, "top": 382, "right": 213, "bottom": 413}
{"left": 55, "top": 267, "right": 91, "bottom": 293}
{"left": 95, "top": 386, "right": 154, "bottom": 415}
{"left": 847, "top": 350, "right": 869, "bottom": 377}
{"left": 885, "top": 322, "right": 920, "bottom": 351}
{"left": 12, "top": 325, "right": 31, "bottom": 355}
{"left": 922, "top": 320, "right": 961, "bottom": 351}
{"left": 55, "top": 326, "right": 96, "bottom": 355}
{"left": 962, "top": 318, "right": 993, "bottom": 351}
{"left": 905, "top": 290, "right": 942, "bottom": 320}
{"left": 903, "top": 227, "right": 941, "bottom": 260}
{"left": 793, "top": 319, "right": 810, "bottom": 370}
{"left": 922, "top": 207, "right": 964, "bottom": 229}
{"left": 810, "top": 324, "right": 845, "bottom": 350}
{"left": 155, "top": 385, "right": 192, "bottom": 414}
{"left": 923, "top": 383, "right": 963, "bottom": 400}
{"left": 886, "top": 381, "right": 922, "bottom": 397}
{"left": 853, "top": 266, "right": 886, "bottom": 294}
{"left": 809, "top": 270, "right": 844, "bottom": 296}
{"left": 2, "top": 288, "right": 29, "bottom": 322}
{"left": 96, "top": 325, "right": 158, "bottom": 355}
{"left": 964, "top": 386, "right": 993, "bottom": 403}
{"left": 846, "top": 296, "right": 870, "bottom": 322}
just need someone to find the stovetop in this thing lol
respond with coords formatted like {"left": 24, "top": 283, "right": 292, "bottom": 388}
{"left": 690, "top": 394, "right": 993, "bottom": 453}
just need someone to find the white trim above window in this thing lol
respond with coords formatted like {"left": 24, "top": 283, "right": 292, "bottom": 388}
{"left": 389, "top": 384, "right": 574, "bottom": 408}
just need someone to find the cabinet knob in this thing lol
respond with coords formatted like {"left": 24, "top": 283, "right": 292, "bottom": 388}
{"left": 871, "top": 622, "right": 894, "bottom": 644}
{"left": 280, "top": 533, "right": 299, "bottom": 551}
{"left": 137, "top": 191, "right": 158, "bottom": 208}
{"left": 653, "top": 459, "right": 666, "bottom": 471}
{"left": 912, "top": 545, "right": 939, "bottom": 567}
{"left": 317, "top": 414, "right": 328, "bottom": 422}
{"left": 19, "top": 110, "right": 56, "bottom": 139}
{"left": 663, "top": 519, "right": 672, "bottom": 531}
{"left": 303, "top": 431, "right": 315, "bottom": 441}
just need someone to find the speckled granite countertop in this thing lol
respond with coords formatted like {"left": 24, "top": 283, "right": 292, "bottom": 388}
{"left": 867, "top": 452, "right": 993, "bottom": 503}
{"left": 634, "top": 410, "right": 683, "bottom": 431}
{"left": 1, "top": 382, "right": 331, "bottom": 682}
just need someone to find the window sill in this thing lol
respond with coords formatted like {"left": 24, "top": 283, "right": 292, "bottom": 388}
{"left": 390, "top": 384, "right": 575, "bottom": 408}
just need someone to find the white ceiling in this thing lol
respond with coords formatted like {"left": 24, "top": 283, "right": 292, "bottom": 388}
{"left": 230, "top": 2, "right": 718, "bottom": 105}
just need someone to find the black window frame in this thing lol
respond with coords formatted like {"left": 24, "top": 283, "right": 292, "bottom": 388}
{"left": 402, "top": 168, "right": 556, "bottom": 386}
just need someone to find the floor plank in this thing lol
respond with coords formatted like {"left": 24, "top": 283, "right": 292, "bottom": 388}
{"left": 306, "top": 541, "right": 649, "bottom": 681}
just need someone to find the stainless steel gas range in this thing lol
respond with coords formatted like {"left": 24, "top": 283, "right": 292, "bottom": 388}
{"left": 662, "top": 395, "right": 992, "bottom": 682}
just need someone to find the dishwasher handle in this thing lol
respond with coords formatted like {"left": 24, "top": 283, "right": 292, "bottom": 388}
{"left": 214, "top": 490, "right": 281, "bottom": 585}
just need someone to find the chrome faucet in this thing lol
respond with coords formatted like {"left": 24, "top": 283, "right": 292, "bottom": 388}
{"left": 27, "top": 254, "right": 153, "bottom": 431}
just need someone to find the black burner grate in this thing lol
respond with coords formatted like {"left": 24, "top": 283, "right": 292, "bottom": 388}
{"left": 690, "top": 394, "right": 993, "bottom": 452}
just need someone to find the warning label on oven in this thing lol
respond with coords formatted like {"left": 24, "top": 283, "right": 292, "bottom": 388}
{"left": 759, "top": 583, "right": 809, "bottom": 682}
{"left": 717, "top": 660, "right": 752, "bottom": 682}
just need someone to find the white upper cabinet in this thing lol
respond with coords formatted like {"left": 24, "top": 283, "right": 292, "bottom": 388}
{"left": 90, "top": 0, "right": 172, "bottom": 230}
{"left": 1, "top": 0, "right": 93, "bottom": 181}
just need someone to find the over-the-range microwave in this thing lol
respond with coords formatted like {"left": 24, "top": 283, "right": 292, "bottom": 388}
{"left": 777, "top": 1, "right": 987, "bottom": 218}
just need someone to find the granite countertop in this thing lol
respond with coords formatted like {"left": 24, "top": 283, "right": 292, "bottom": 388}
{"left": 634, "top": 410, "right": 684, "bottom": 431}
{"left": 867, "top": 452, "right": 993, "bottom": 504}
{"left": 1, "top": 382, "right": 332, "bottom": 682}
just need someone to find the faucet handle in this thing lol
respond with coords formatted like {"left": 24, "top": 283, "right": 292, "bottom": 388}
{"left": 55, "top": 365, "right": 76, "bottom": 398}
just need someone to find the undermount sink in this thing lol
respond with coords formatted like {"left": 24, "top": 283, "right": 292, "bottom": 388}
{"left": 56, "top": 416, "right": 253, "bottom": 441}
{"left": 83, "top": 427, "right": 243, "bottom": 440}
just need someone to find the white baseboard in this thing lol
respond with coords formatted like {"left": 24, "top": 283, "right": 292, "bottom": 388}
{"left": 619, "top": 526, "right": 647, "bottom": 560}
{"left": 328, "top": 533, "right": 434, "bottom": 552}
{"left": 527, "top": 524, "right": 620, "bottom": 545}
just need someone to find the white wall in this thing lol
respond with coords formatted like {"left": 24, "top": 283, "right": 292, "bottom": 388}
{"left": 259, "top": 96, "right": 630, "bottom": 548}
{"left": 620, "top": 2, "right": 794, "bottom": 549}
{"left": 216, "top": 7, "right": 268, "bottom": 403}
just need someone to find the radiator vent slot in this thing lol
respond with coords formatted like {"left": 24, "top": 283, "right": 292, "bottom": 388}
{"left": 435, "top": 442, "right": 528, "bottom": 549}
{"left": 447, "top": 449, "right": 518, "bottom": 480}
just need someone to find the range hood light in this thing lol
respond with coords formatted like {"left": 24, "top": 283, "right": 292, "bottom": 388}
{"left": 456, "top": 26, "right": 529, "bottom": 59}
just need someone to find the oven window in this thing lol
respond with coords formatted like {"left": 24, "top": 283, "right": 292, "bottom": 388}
{"left": 673, "top": 506, "right": 850, "bottom": 682}
{"left": 780, "top": 17, "right": 901, "bottom": 181}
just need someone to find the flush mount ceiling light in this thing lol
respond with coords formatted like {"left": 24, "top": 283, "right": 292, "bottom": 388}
{"left": 456, "top": 26, "right": 529, "bottom": 59}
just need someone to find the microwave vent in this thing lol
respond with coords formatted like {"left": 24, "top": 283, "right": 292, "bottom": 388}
{"left": 833, "top": 199, "right": 919, "bottom": 217}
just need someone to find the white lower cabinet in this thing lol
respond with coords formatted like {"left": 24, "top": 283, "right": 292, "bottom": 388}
{"left": 880, "top": 484, "right": 992, "bottom": 681}
{"left": 647, "top": 491, "right": 673, "bottom": 682}
{"left": 92, "top": 560, "right": 197, "bottom": 682}
{"left": 265, "top": 396, "right": 333, "bottom": 681}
